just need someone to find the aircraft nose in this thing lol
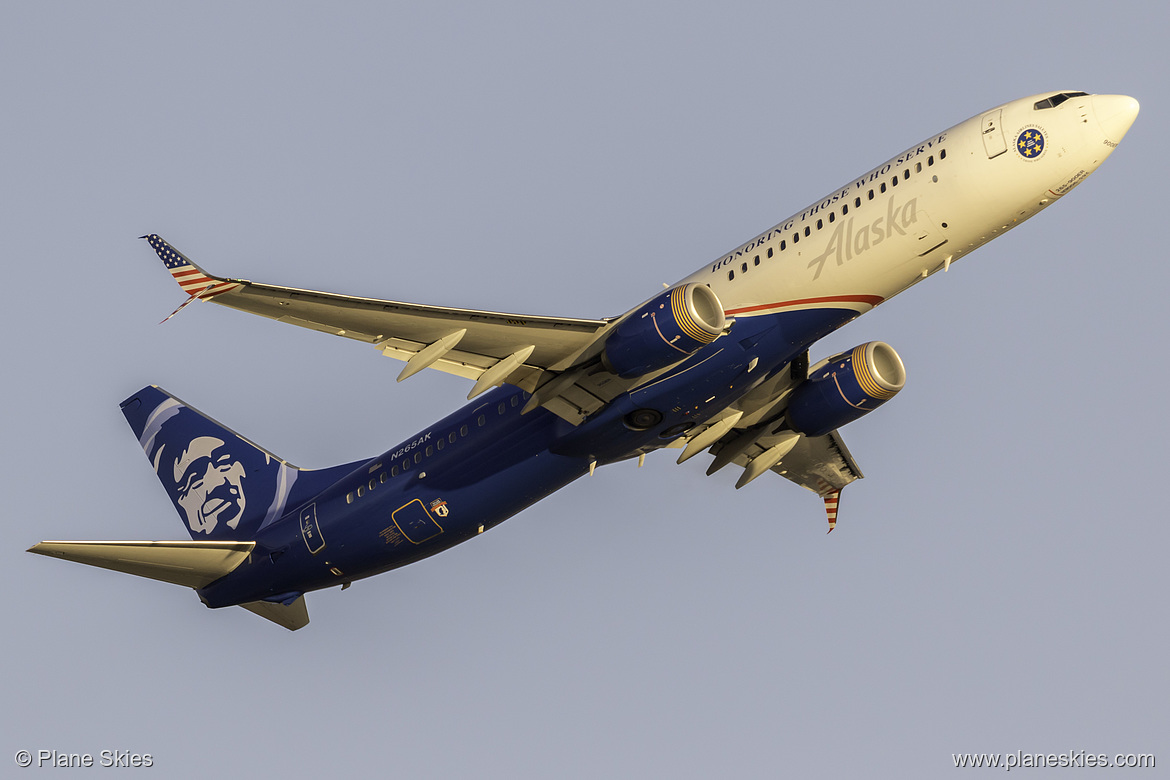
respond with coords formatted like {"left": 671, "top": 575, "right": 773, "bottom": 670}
{"left": 1092, "top": 94, "right": 1140, "bottom": 144}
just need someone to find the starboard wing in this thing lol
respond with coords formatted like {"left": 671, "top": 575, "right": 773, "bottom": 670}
{"left": 671, "top": 354, "right": 864, "bottom": 531}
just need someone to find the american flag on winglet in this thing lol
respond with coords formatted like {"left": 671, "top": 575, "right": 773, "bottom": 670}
{"left": 142, "top": 234, "right": 241, "bottom": 299}
{"left": 823, "top": 490, "right": 840, "bottom": 533}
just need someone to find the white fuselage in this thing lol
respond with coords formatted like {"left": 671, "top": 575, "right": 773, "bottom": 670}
{"left": 679, "top": 92, "right": 1138, "bottom": 324}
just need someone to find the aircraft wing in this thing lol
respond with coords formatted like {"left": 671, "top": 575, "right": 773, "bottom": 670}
{"left": 698, "top": 420, "right": 861, "bottom": 533}
{"left": 711, "top": 427, "right": 863, "bottom": 493}
{"left": 142, "top": 235, "right": 612, "bottom": 411}
{"left": 673, "top": 354, "right": 863, "bottom": 531}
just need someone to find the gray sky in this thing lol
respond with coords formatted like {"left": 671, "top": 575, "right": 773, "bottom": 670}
{"left": 3, "top": 2, "right": 1165, "bottom": 777}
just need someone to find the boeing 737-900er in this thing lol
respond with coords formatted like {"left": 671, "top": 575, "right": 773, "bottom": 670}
{"left": 31, "top": 91, "right": 1138, "bottom": 629}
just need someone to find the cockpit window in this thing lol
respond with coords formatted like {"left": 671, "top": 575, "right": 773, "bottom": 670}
{"left": 1034, "top": 92, "right": 1088, "bottom": 110}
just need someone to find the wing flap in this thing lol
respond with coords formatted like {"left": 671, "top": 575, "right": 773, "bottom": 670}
{"left": 378, "top": 340, "right": 499, "bottom": 380}
{"left": 218, "top": 279, "right": 605, "bottom": 369}
{"left": 761, "top": 430, "right": 862, "bottom": 495}
{"left": 27, "top": 540, "right": 254, "bottom": 589}
{"left": 707, "top": 423, "right": 862, "bottom": 496}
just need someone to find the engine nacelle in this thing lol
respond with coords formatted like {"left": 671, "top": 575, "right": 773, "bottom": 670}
{"left": 786, "top": 341, "right": 906, "bottom": 437}
{"left": 601, "top": 284, "right": 726, "bottom": 378}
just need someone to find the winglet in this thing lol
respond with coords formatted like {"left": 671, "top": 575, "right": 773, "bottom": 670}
{"left": 141, "top": 234, "right": 242, "bottom": 302}
{"left": 823, "top": 490, "right": 840, "bottom": 533}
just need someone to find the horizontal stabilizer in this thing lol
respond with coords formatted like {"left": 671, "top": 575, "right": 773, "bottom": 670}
{"left": 27, "top": 540, "right": 254, "bottom": 589}
{"left": 239, "top": 597, "right": 310, "bottom": 631}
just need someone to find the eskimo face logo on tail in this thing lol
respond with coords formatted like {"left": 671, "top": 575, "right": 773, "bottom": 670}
{"left": 171, "top": 436, "right": 248, "bottom": 534}
{"left": 807, "top": 197, "right": 920, "bottom": 280}
{"left": 136, "top": 397, "right": 284, "bottom": 539}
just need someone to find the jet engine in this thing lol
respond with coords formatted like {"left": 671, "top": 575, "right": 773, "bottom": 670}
{"left": 601, "top": 284, "right": 726, "bottom": 378}
{"left": 786, "top": 341, "right": 906, "bottom": 437}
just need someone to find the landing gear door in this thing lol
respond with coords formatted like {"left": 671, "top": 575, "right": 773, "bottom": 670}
{"left": 981, "top": 109, "right": 1007, "bottom": 158}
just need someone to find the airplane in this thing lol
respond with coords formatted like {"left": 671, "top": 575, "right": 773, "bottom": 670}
{"left": 30, "top": 91, "right": 1139, "bottom": 630}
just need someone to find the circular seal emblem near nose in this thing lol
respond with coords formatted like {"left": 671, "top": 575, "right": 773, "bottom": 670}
{"left": 1016, "top": 128, "right": 1046, "bottom": 159}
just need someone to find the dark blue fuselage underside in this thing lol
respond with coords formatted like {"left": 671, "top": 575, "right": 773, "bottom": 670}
{"left": 199, "top": 307, "right": 856, "bottom": 608}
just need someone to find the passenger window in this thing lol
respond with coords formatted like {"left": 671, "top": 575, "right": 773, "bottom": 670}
{"left": 880, "top": 182, "right": 887, "bottom": 193}
{"left": 828, "top": 212, "right": 835, "bottom": 223}
{"left": 903, "top": 169, "right": 909, "bottom": 180}
{"left": 890, "top": 176, "right": 897, "bottom": 187}
{"left": 379, "top": 472, "right": 387, "bottom": 483}
{"left": 780, "top": 240, "right": 786, "bottom": 250}
{"left": 413, "top": 451, "right": 422, "bottom": 464}
{"left": 927, "top": 155, "right": 934, "bottom": 166}
{"left": 460, "top": 424, "right": 469, "bottom": 437}
{"left": 741, "top": 262, "right": 747, "bottom": 273}
{"left": 916, "top": 162, "right": 922, "bottom": 173}
{"left": 842, "top": 203, "right": 849, "bottom": 215}
{"left": 855, "top": 196, "right": 861, "bottom": 207}
{"left": 803, "top": 226, "right": 810, "bottom": 237}
{"left": 940, "top": 148, "right": 947, "bottom": 160}
{"left": 369, "top": 479, "right": 376, "bottom": 490}
{"left": 767, "top": 247, "right": 773, "bottom": 258}
{"left": 346, "top": 492, "right": 354, "bottom": 504}
{"left": 510, "top": 395, "right": 519, "bottom": 407}
{"left": 425, "top": 445, "right": 433, "bottom": 457}
{"left": 403, "top": 459, "right": 411, "bottom": 471}
{"left": 867, "top": 189, "right": 874, "bottom": 200}
{"left": 792, "top": 232, "right": 799, "bottom": 244}
{"left": 391, "top": 465, "right": 399, "bottom": 477}
{"left": 477, "top": 415, "right": 486, "bottom": 427}
{"left": 497, "top": 402, "right": 506, "bottom": 415}
{"left": 357, "top": 486, "right": 365, "bottom": 498}
{"left": 436, "top": 438, "right": 445, "bottom": 451}
{"left": 816, "top": 219, "right": 823, "bottom": 230}
{"left": 728, "top": 270, "right": 734, "bottom": 281}
{"left": 448, "top": 432, "right": 457, "bottom": 443}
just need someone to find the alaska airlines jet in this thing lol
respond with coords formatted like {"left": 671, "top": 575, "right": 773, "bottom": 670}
{"left": 30, "top": 92, "right": 1138, "bottom": 629}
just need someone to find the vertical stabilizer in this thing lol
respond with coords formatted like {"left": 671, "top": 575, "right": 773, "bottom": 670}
{"left": 121, "top": 386, "right": 360, "bottom": 541}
